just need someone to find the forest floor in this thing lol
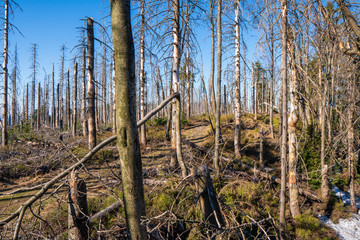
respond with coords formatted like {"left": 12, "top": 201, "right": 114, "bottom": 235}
{"left": 0, "top": 114, "right": 357, "bottom": 239}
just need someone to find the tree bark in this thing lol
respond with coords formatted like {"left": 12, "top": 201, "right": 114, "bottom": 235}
{"left": 288, "top": 32, "right": 300, "bottom": 218}
{"left": 31, "top": 44, "right": 37, "bottom": 129}
{"left": 111, "top": 0, "right": 147, "bottom": 238}
{"left": 68, "top": 170, "right": 89, "bottom": 240}
{"left": 73, "top": 62, "right": 78, "bottom": 137}
{"left": 87, "top": 18, "right": 96, "bottom": 150}
{"left": 37, "top": 82, "right": 40, "bottom": 130}
{"left": 11, "top": 45, "right": 17, "bottom": 126}
{"left": 171, "top": 0, "right": 188, "bottom": 177}
{"left": 234, "top": 0, "right": 242, "bottom": 159}
{"left": 52, "top": 64, "right": 56, "bottom": 129}
{"left": 214, "top": 0, "right": 222, "bottom": 171}
{"left": 81, "top": 24, "right": 88, "bottom": 137}
{"left": 280, "top": 0, "right": 288, "bottom": 236}
{"left": 2, "top": 0, "right": 8, "bottom": 146}
{"left": 209, "top": 0, "right": 216, "bottom": 114}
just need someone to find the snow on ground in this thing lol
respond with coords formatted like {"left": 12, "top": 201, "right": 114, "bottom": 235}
{"left": 319, "top": 186, "right": 360, "bottom": 240}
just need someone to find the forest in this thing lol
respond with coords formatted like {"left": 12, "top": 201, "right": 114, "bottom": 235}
{"left": 0, "top": 0, "right": 360, "bottom": 239}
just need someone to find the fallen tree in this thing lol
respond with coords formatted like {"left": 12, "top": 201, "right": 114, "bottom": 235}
{"left": 0, "top": 92, "right": 180, "bottom": 228}
{"left": 182, "top": 139, "right": 321, "bottom": 202}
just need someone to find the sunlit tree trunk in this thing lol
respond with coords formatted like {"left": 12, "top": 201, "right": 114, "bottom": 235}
{"left": 31, "top": 44, "right": 37, "bottom": 129}
{"left": 269, "top": 22, "right": 275, "bottom": 139}
{"left": 2, "top": 0, "right": 9, "bottom": 146}
{"left": 348, "top": 78, "right": 356, "bottom": 212}
{"left": 234, "top": 0, "right": 241, "bottom": 159}
{"left": 139, "top": 0, "right": 146, "bottom": 145}
{"left": 214, "top": 0, "right": 222, "bottom": 170}
{"left": 37, "top": 82, "right": 40, "bottom": 130}
{"left": 280, "top": 0, "right": 288, "bottom": 237}
{"left": 87, "top": 17, "right": 96, "bottom": 149}
{"left": 81, "top": 24, "right": 88, "bottom": 137}
{"left": 209, "top": 0, "right": 216, "bottom": 114}
{"left": 52, "top": 64, "right": 56, "bottom": 128}
{"left": 73, "top": 62, "right": 78, "bottom": 137}
{"left": 11, "top": 45, "right": 18, "bottom": 126}
{"left": 112, "top": 57, "right": 116, "bottom": 134}
{"left": 171, "top": 0, "right": 188, "bottom": 177}
{"left": 111, "top": 0, "right": 147, "bottom": 238}
{"left": 288, "top": 31, "right": 300, "bottom": 218}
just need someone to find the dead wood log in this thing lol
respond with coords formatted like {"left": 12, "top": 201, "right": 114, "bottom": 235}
{"left": 0, "top": 92, "right": 179, "bottom": 228}
{"left": 192, "top": 165, "right": 225, "bottom": 229}
{"left": 183, "top": 140, "right": 321, "bottom": 202}
{"left": 88, "top": 200, "right": 122, "bottom": 224}
{"left": 68, "top": 170, "right": 89, "bottom": 240}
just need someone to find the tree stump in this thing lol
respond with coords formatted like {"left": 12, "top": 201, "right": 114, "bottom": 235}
{"left": 68, "top": 170, "right": 89, "bottom": 240}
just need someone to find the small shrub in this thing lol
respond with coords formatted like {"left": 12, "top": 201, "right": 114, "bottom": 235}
{"left": 154, "top": 117, "right": 167, "bottom": 126}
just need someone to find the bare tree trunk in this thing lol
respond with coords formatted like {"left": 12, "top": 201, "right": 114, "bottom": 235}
{"left": 73, "top": 63, "right": 78, "bottom": 137}
{"left": 243, "top": 43, "right": 247, "bottom": 112}
{"left": 111, "top": 0, "right": 147, "bottom": 238}
{"left": 60, "top": 45, "right": 65, "bottom": 130}
{"left": 68, "top": 170, "right": 89, "bottom": 240}
{"left": 11, "top": 44, "right": 17, "bottom": 127}
{"left": 348, "top": 79, "right": 356, "bottom": 212}
{"left": 280, "top": 0, "right": 288, "bottom": 236}
{"left": 66, "top": 69, "right": 71, "bottom": 129}
{"left": 52, "top": 64, "right": 56, "bottom": 129}
{"left": 214, "top": 0, "right": 222, "bottom": 171}
{"left": 81, "top": 24, "right": 88, "bottom": 137}
{"left": 26, "top": 83, "right": 29, "bottom": 122}
{"left": 234, "top": 0, "right": 241, "bottom": 159}
{"left": 87, "top": 18, "right": 96, "bottom": 150}
{"left": 251, "top": 62, "right": 255, "bottom": 114}
{"left": 37, "top": 83, "right": 41, "bottom": 130}
{"left": 186, "top": 52, "right": 191, "bottom": 120}
{"left": 112, "top": 57, "right": 116, "bottom": 134}
{"left": 254, "top": 65, "right": 258, "bottom": 120}
{"left": 2, "top": 0, "right": 9, "bottom": 146}
{"left": 288, "top": 32, "right": 300, "bottom": 218}
{"left": 101, "top": 34, "right": 107, "bottom": 125}
{"left": 269, "top": 22, "right": 275, "bottom": 139}
{"left": 31, "top": 44, "right": 37, "bottom": 129}
{"left": 209, "top": 0, "right": 216, "bottom": 114}
{"left": 319, "top": 64, "right": 330, "bottom": 202}
{"left": 57, "top": 84, "right": 60, "bottom": 128}
{"left": 139, "top": 0, "right": 146, "bottom": 145}
{"left": 171, "top": 0, "right": 188, "bottom": 177}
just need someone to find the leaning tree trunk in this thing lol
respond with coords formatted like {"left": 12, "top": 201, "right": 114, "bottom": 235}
{"left": 87, "top": 17, "right": 96, "bottom": 150}
{"left": 171, "top": 0, "right": 188, "bottom": 177}
{"left": 234, "top": 0, "right": 241, "bottom": 159}
{"left": 288, "top": 32, "right": 300, "bottom": 218}
{"left": 73, "top": 62, "right": 78, "bottom": 137}
{"left": 2, "top": 0, "right": 8, "bottom": 146}
{"left": 214, "top": 0, "right": 222, "bottom": 171}
{"left": 111, "top": 0, "right": 147, "bottom": 238}
{"left": 280, "top": 0, "right": 288, "bottom": 237}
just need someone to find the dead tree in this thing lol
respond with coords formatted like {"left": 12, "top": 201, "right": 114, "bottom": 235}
{"left": 73, "top": 62, "right": 78, "bottom": 137}
{"left": 81, "top": 22, "right": 88, "bottom": 137}
{"left": 193, "top": 165, "right": 225, "bottom": 229}
{"left": 37, "top": 82, "right": 40, "bottom": 130}
{"left": 2, "top": 0, "right": 9, "bottom": 146}
{"left": 280, "top": 0, "right": 288, "bottom": 236}
{"left": 52, "top": 64, "right": 56, "bottom": 128}
{"left": 68, "top": 170, "right": 89, "bottom": 239}
{"left": 139, "top": 0, "right": 147, "bottom": 145}
{"left": 288, "top": 30, "right": 300, "bottom": 218}
{"left": 111, "top": 0, "right": 147, "bottom": 238}
{"left": 87, "top": 17, "right": 96, "bottom": 149}
{"left": 31, "top": 44, "right": 37, "bottom": 129}
{"left": 234, "top": 0, "right": 242, "bottom": 159}
{"left": 11, "top": 45, "right": 18, "bottom": 126}
{"left": 214, "top": 0, "right": 222, "bottom": 170}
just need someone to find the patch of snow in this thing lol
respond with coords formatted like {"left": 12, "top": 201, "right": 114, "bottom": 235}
{"left": 319, "top": 214, "right": 360, "bottom": 240}
{"left": 319, "top": 186, "right": 360, "bottom": 240}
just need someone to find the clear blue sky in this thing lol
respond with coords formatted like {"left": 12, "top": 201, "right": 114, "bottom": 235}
{"left": 10, "top": 0, "right": 108, "bottom": 93}
{"left": 7, "top": 0, "right": 260, "bottom": 109}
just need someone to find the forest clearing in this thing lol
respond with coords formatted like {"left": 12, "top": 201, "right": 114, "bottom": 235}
{"left": 0, "top": 0, "right": 360, "bottom": 239}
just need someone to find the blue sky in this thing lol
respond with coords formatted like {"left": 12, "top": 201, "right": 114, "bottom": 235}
{"left": 9, "top": 0, "right": 108, "bottom": 92}
{"left": 6, "top": 0, "right": 260, "bottom": 109}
